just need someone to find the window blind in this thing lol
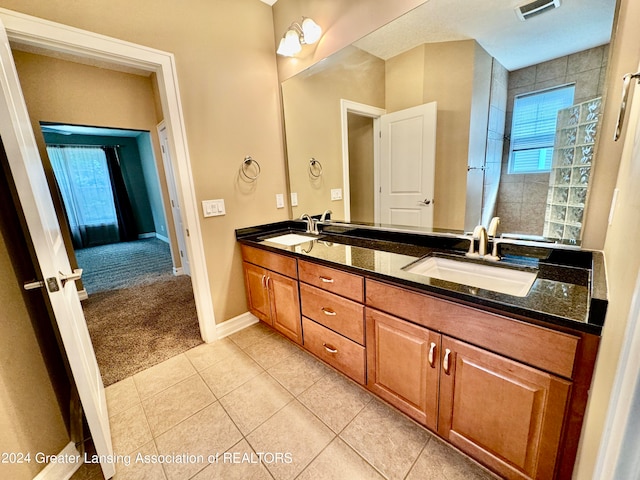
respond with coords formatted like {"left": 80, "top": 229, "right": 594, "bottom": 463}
{"left": 509, "top": 85, "right": 575, "bottom": 174}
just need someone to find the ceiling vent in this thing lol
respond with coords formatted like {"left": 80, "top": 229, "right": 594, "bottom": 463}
{"left": 516, "top": 0, "right": 560, "bottom": 21}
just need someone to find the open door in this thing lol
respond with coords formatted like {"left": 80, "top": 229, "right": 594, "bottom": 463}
{"left": 0, "top": 18, "right": 114, "bottom": 479}
{"left": 378, "top": 102, "right": 437, "bottom": 228}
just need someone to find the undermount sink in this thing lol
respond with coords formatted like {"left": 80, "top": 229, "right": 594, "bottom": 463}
{"left": 403, "top": 254, "right": 538, "bottom": 297}
{"left": 261, "top": 233, "right": 318, "bottom": 246}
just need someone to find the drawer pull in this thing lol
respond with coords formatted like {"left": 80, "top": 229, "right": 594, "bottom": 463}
{"left": 321, "top": 307, "right": 337, "bottom": 316}
{"left": 443, "top": 348, "right": 452, "bottom": 375}
{"left": 323, "top": 342, "right": 338, "bottom": 354}
{"left": 261, "top": 274, "right": 267, "bottom": 289}
{"left": 428, "top": 342, "right": 437, "bottom": 368}
{"left": 320, "top": 276, "right": 334, "bottom": 283}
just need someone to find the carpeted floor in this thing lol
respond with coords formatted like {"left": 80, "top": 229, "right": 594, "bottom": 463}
{"left": 75, "top": 238, "right": 174, "bottom": 294}
{"left": 83, "top": 275, "right": 203, "bottom": 386}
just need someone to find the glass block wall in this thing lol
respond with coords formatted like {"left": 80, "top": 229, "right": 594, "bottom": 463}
{"left": 543, "top": 97, "right": 602, "bottom": 242}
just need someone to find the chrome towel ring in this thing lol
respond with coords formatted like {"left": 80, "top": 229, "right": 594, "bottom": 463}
{"left": 309, "top": 157, "right": 323, "bottom": 178}
{"left": 240, "top": 156, "right": 261, "bottom": 181}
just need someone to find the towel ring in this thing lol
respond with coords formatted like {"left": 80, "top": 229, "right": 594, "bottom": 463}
{"left": 309, "top": 158, "right": 323, "bottom": 178}
{"left": 240, "top": 156, "right": 261, "bottom": 181}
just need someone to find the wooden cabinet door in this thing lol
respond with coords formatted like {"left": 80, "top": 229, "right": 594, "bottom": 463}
{"left": 268, "top": 270, "right": 302, "bottom": 344}
{"left": 438, "top": 336, "right": 571, "bottom": 480}
{"left": 366, "top": 308, "right": 440, "bottom": 430}
{"left": 243, "top": 262, "right": 270, "bottom": 324}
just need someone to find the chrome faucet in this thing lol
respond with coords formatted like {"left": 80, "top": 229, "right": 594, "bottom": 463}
{"left": 320, "top": 209, "right": 332, "bottom": 223}
{"left": 466, "top": 225, "right": 488, "bottom": 258}
{"left": 300, "top": 214, "right": 318, "bottom": 235}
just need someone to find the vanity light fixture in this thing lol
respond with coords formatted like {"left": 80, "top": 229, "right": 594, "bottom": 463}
{"left": 276, "top": 17, "right": 322, "bottom": 57}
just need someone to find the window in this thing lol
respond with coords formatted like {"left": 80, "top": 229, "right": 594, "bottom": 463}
{"left": 508, "top": 85, "right": 575, "bottom": 174}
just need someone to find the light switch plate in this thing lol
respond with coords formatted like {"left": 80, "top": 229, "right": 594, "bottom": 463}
{"left": 331, "top": 188, "right": 343, "bottom": 201}
{"left": 276, "top": 193, "right": 285, "bottom": 209}
{"left": 202, "top": 199, "right": 225, "bottom": 217}
{"left": 291, "top": 192, "right": 298, "bottom": 207}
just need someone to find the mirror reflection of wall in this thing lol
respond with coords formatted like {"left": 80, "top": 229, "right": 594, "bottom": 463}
{"left": 497, "top": 46, "right": 608, "bottom": 236}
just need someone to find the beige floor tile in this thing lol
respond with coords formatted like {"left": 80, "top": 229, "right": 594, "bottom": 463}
{"left": 228, "top": 321, "right": 275, "bottom": 349}
{"left": 142, "top": 374, "right": 215, "bottom": 436}
{"left": 406, "top": 437, "right": 499, "bottom": 480}
{"left": 106, "top": 377, "right": 140, "bottom": 418}
{"left": 155, "top": 402, "right": 242, "bottom": 480}
{"left": 267, "top": 348, "right": 330, "bottom": 396}
{"left": 340, "top": 399, "right": 431, "bottom": 480}
{"left": 113, "top": 441, "right": 166, "bottom": 480}
{"left": 110, "top": 403, "right": 153, "bottom": 456}
{"left": 219, "top": 371, "right": 293, "bottom": 435}
{"left": 185, "top": 338, "right": 244, "bottom": 371}
{"left": 200, "top": 350, "right": 264, "bottom": 398}
{"left": 296, "top": 437, "right": 385, "bottom": 480}
{"left": 133, "top": 354, "right": 196, "bottom": 399}
{"left": 246, "top": 400, "right": 334, "bottom": 480}
{"left": 298, "top": 370, "right": 372, "bottom": 432}
{"left": 190, "top": 440, "right": 272, "bottom": 480}
{"left": 243, "top": 332, "right": 299, "bottom": 369}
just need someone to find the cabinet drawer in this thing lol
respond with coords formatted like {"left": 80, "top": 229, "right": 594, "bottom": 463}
{"left": 366, "top": 279, "right": 579, "bottom": 379}
{"left": 300, "top": 283, "right": 364, "bottom": 344}
{"left": 241, "top": 244, "right": 297, "bottom": 279}
{"left": 299, "top": 260, "right": 363, "bottom": 301}
{"left": 302, "top": 317, "right": 366, "bottom": 384}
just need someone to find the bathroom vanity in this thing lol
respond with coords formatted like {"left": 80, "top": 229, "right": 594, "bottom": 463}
{"left": 236, "top": 220, "right": 607, "bottom": 480}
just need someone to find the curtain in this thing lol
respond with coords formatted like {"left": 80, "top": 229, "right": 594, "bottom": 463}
{"left": 103, "top": 146, "right": 138, "bottom": 242}
{"left": 48, "top": 146, "right": 121, "bottom": 248}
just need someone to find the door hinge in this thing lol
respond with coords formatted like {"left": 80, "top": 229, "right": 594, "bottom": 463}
{"left": 186, "top": 228, "right": 190, "bottom": 237}
{"left": 180, "top": 249, "right": 184, "bottom": 258}
{"left": 171, "top": 199, "right": 175, "bottom": 208}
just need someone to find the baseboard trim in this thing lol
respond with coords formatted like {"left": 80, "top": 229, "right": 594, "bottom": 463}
{"left": 32, "top": 441, "right": 82, "bottom": 480}
{"left": 138, "top": 232, "right": 156, "bottom": 239}
{"left": 77, "top": 289, "right": 88, "bottom": 301}
{"left": 155, "top": 232, "right": 170, "bottom": 243}
{"left": 215, "top": 312, "right": 259, "bottom": 339}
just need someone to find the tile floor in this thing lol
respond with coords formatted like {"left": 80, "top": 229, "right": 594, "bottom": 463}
{"left": 74, "top": 322, "right": 498, "bottom": 480}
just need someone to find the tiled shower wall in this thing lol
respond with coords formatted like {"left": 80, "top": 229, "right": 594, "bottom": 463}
{"left": 495, "top": 44, "right": 609, "bottom": 236}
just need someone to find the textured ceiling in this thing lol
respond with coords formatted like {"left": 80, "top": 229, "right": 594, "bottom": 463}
{"left": 353, "top": 0, "right": 616, "bottom": 71}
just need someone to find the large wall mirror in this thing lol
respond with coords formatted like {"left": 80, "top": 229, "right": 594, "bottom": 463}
{"left": 282, "top": 0, "right": 617, "bottom": 243}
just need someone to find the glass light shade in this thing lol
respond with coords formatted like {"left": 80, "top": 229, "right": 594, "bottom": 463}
{"left": 301, "top": 17, "right": 322, "bottom": 44}
{"left": 277, "top": 29, "right": 302, "bottom": 56}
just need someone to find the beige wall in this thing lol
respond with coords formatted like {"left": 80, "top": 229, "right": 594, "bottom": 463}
{"left": 12, "top": 50, "right": 182, "bottom": 269}
{"left": 0, "top": 206, "right": 69, "bottom": 478}
{"left": 283, "top": 46, "right": 385, "bottom": 219}
{"left": 348, "top": 113, "right": 375, "bottom": 223}
{"left": 0, "top": 0, "right": 287, "bottom": 322}
{"left": 273, "top": 0, "right": 428, "bottom": 81}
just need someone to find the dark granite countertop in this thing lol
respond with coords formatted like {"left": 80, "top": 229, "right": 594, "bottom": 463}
{"left": 236, "top": 220, "right": 607, "bottom": 336}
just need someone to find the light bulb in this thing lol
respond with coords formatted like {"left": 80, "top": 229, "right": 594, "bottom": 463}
{"left": 301, "top": 17, "right": 322, "bottom": 44}
{"left": 277, "top": 29, "right": 302, "bottom": 56}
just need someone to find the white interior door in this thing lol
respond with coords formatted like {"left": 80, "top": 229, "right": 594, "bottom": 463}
{"left": 158, "top": 122, "right": 190, "bottom": 276}
{"left": 379, "top": 102, "right": 437, "bottom": 228}
{"left": 0, "top": 19, "right": 114, "bottom": 479}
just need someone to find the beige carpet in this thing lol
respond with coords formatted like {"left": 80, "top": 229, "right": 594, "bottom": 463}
{"left": 83, "top": 275, "right": 203, "bottom": 386}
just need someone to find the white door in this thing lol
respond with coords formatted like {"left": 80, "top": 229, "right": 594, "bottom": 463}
{"left": 158, "top": 122, "right": 190, "bottom": 276}
{"left": 0, "top": 20, "right": 115, "bottom": 479}
{"left": 379, "top": 102, "right": 437, "bottom": 228}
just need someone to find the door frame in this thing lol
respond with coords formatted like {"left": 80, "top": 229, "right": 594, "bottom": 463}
{"left": 0, "top": 7, "right": 217, "bottom": 341}
{"left": 340, "top": 99, "right": 385, "bottom": 222}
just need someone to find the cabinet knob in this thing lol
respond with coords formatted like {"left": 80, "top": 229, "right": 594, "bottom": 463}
{"left": 443, "top": 348, "right": 452, "bottom": 375}
{"left": 322, "top": 342, "right": 338, "bottom": 354}
{"left": 428, "top": 342, "right": 437, "bottom": 368}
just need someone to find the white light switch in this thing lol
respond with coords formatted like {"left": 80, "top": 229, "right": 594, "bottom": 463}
{"left": 291, "top": 192, "right": 298, "bottom": 207}
{"left": 202, "top": 199, "right": 226, "bottom": 217}
{"left": 331, "top": 188, "right": 343, "bottom": 201}
{"left": 276, "top": 193, "right": 285, "bottom": 209}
